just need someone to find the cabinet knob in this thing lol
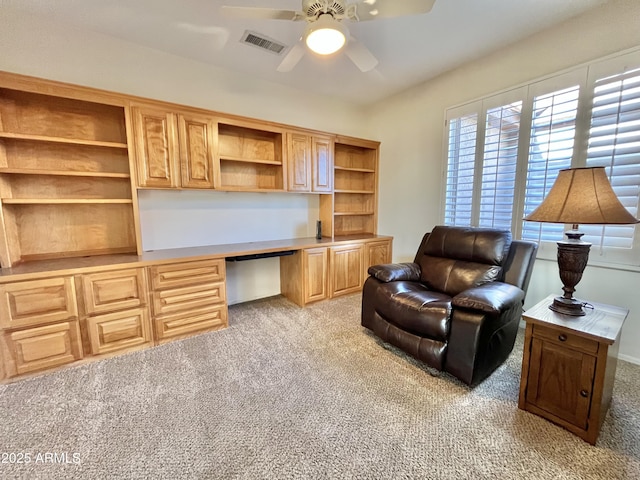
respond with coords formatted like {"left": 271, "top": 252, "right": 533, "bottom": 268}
{"left": 558, "top": 334, "right": 567, "bottom": 342}
{"left": 580, "top": 389, "right": 589, "bottom": 398}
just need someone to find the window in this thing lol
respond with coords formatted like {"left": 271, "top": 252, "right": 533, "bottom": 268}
{"left": 443, "top": 50, "right": 640, "bottom": 267}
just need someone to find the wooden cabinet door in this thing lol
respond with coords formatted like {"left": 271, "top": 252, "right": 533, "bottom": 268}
{"left": 286, "top": 132, "right": 312, "bottom": 192}
{"left": 330, "top": 244, "right": 364, "bottom": 298}
{"left": 132, "top": 106, "right": 179, "bottom": 188}
{"left": 0, "top": 277, "right": 77, "bottom": 329}
{"left": 178, "top": 113, "right": 216, "bottom": 189}
{"left": 525, "top": 337, "right": 596, "bottom": 429}
{"left": 303, "top": 247, "right": 328, "bottom": 304}
{"left": 364, "top": 239, "right": 392, "bottom": 278}
{"left": 1, "top": 321, "right": 83, "bottom": 377}
{"left": 312, "top": 135, "right": 333, "bottom": 192}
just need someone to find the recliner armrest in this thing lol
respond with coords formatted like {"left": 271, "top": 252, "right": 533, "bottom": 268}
{"left": 452, "top": 282, "right": 524, "bottom": 314}
{"left": 367, "top": 262, "right": 421, "bottom": 283}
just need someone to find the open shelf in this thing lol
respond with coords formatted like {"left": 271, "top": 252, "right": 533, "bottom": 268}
{"left": 2, "top": 199, "right": 133, "bottom": 205}
{"left": 217, "top": 122, "right": 283, "bottom": 164}
{"left": 334, "top": 215, "right": 376, "bottom": 236}
{"left": 218, "top": 155, "right": 282, "bottom": 166}
{"left": 334, "top": 165, "right": 375, "bottom": 173}
{"left": 332, "top": 140, "right": 379, "bottom": 236}
{"left": 0, "top": 85, "right": 137, "bottom": 268}
{"left": 0, "top": 137, "right": 131, "bottom": 177}
{"left": 0, "top": 132, "right": 128, "bottom": 149}
{"left": 334, "top": 189, "right": 375, "bottom": 194}
{"left": 1, "top": 203, "right": 137, "bottom": 265}
{"left": 0, "top": 168, "right": 129, "bottom": 179}
{"left": 0, "top": 88, "right": 127, "bottom": 144}
{"left": 216, "top": 120, "right": 285, "bottom": 192}
{"left": 334, "top": 211, "right": 375, "bottom": 216}
{"left": 218, "top": 159, "right": 284, "bottom": 191}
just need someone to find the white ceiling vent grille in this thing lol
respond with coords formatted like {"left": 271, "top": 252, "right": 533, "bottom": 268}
{"left": 241, "top": 31, "right": 287, "bottom": 55}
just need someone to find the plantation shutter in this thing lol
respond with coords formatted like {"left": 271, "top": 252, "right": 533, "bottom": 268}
{"left": 582, "top": 63, "right": 640, "bottom": 254}
{"left": 442, "top": 50, "right": 640, "bottom": 266}
{"left": 522, "top": 84, "right": 580, "bottom": 243}
{"left": 478, "top": 101, "right": 522, "bottom": 229}
{"left": 444, "top": 104, "right": 479, "bottom": 226}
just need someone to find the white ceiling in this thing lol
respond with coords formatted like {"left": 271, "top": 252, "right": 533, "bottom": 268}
{"left": 2, "top": 0, "right": 607, "bottom": 106}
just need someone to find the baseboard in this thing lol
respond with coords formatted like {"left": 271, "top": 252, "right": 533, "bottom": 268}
{"left": 618, "top": 354, "right": 640, "bottom": 365}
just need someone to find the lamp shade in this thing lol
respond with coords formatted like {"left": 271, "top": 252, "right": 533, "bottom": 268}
{"left": 524, "top": 167, "right": 639, "bottom": 225}
{"left": 305, "top": 14, "right": 348, "bottom": 55}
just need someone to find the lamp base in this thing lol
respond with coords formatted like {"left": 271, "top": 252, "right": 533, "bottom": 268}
{"left": 549, "top": 296, "right": 586, "bottom": 316}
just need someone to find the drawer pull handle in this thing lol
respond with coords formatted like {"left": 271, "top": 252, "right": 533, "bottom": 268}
{"left": 558, "top": 334, "right": 567, "bottom": 342}
{"left": 580, "top": 390, "right": 589, "bottom": 398}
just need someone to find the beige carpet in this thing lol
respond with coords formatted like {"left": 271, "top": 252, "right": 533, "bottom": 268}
{"left": 0, "top": 293, "right": 639, "bottom": 479}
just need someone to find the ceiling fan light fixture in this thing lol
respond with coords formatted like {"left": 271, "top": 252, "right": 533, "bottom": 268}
{"left": 304, "top": 14, "right": 348, "bottom": 55}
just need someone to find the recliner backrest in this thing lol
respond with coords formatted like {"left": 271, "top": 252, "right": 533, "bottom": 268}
{"left": 415, "top": 226, "right": 512, "bottom": 297}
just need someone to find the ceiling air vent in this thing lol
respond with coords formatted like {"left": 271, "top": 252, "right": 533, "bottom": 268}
{"left": 241, "top": 31, "right": 287, "bottom": 55}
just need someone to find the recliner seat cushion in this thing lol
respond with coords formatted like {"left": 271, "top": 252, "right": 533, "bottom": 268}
{"left": 374, "top": 281, "right": 452, "bottom": 340}
{"left": 417, "top": 226, "right": 512, "bottom": 297}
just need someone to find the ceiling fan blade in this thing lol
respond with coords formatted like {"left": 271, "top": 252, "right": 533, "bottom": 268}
{"left": 352, "top": 0, "right": 436, "bottom": 21}
{"left": 345, "top": 39, "right": 378, "bottom": 72}
{"left": 221, "top": 6, "right": 303, "bottom": 21}
{"left": 277, "top": 43, "right": 305, "bottom": 72}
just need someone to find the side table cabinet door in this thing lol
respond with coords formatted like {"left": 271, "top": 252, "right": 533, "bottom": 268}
{"left": 526, "top": 337, "right": 596, "bottom": 429}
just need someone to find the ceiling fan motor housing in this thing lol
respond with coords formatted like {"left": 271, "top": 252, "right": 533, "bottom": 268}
{"left": 303, "top": 0, "right": 347, "bottom": 19}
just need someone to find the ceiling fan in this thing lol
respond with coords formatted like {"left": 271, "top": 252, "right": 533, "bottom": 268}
{"left": 222, "top": 0, "right": 436, "bottom": 72}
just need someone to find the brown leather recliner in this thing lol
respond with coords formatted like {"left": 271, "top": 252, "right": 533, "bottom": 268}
{"left": 361, "top": 225, "right": 538, "bottom": 386}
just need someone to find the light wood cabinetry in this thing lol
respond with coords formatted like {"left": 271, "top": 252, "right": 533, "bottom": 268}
{"left": 216, "top": 118, "right": 285, "bottom": 192}
{"left": 132, "top": 105, "right": 216, "bottom": 189}
{"left": 1, "top": 321, "right": 83, "bottom": 377}
{"left": 0, "top": 276, "right": 83, "bottom": 378}
{"left": 149, "top": 258, "right": 227, "bottom": 343}
{"left": 0, "top": 82, "right": 138, "bottom": 267}
{"left": 329, "top": 243, "right": 364, "bottom": 298}
{"left": 364, "top": 238, "right": 393, "bottom": 278}
{"left": 286, "top": 131, "right": 334, "bottom": 194}
{"left": 281, "top": 237, "right": 390, "bottom": 306}
{"left": 519, "top": 295, "right": 627, "bottom": 445}
{"left": 0, "top": 71, "right": 388, "bottom": 382}
{"left": 0, "top": 276, "right": 78, "bottom": 329}
{"left": 331, "top": 137, "right": 379, "bottom": 236}
{"left": 280, "top": 247, "right": 328, "bottom": 306}
{"left": 79, "top": 268, "right": 152, "bottom": 356}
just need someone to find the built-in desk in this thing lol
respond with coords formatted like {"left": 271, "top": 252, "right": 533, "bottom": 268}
{"left": 0, "top": 234, "right": 392, "bottom": 381}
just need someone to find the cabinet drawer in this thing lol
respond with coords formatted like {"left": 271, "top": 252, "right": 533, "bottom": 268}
{"left": 154, "top": 304, "right": 227, "bottom": 342}
{"left": 81, "top": 268, "right": 148, "bottom": 315}
{"left": 152, "top": 282, "right": 226, "bottom": 317}
{"left": 149, "top": 259, "right": 225, "bottom": 290}
{"left": 1, "top": 320, "right": 82, "bottom": 377}
{"left": 86, "top": 307, "right": 152, "bottom": 356}
{"left": 0, "top": 277, "right": 77, "bottom": 329}
{"left": 532, "top": 324, "right": 599, "bottom": 355}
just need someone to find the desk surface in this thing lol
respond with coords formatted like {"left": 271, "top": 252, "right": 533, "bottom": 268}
{"left": 0, "top": 234, "right": 393, "bottom": 282}
{"left": 523, "top": 294, "right": 628, "bottom": 344}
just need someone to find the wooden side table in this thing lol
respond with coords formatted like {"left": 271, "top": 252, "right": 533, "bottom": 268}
{"left": 518, "top": 294, "right": 628, "bottom": 445}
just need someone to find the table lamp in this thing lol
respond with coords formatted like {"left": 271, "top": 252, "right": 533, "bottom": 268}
{"left": 524, "top": 166, "right": 639, "bottom": 316}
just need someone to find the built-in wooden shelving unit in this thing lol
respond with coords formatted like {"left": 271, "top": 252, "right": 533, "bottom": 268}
{"left": 216, "top": 120, "right": 285, "bottom": 192}
{"left": 331, "top": 138, "right": 379, "bottom": 236}
{"left": 0, "top": 85, "right": 137, "bottom": 267}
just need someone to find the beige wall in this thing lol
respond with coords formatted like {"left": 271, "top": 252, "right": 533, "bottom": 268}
{"left": 368, "top": 0, "right": 640, "bottom": 362}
